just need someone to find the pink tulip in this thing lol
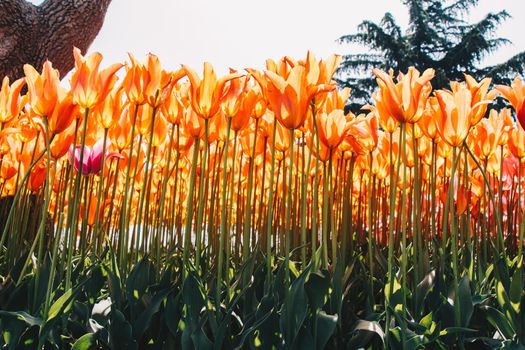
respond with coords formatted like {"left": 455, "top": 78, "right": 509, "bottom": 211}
{"left": 69, "top": 139, "right": 123, "bottom": 175}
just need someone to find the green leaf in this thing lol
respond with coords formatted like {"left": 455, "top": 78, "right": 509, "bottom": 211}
{"left": 509, "top": 261, "right": 523, "bottom": 314}
{"left": 71, "top": 333, "right": 97, "bottom": 350}
{"left": 502, "top": 341, "right": 525, "bottom": 350}
{"left": 132, "top": 287, "right": 172, "bottom": 341}
{"left": 385, "top": 275, "right": 403, "bottom": 310}
{"left": 0, "top": 311, "right": 42, "bottom": 327}
{"left": 420, "top": 312, "right": 433, "bottom": 330}
{"left": 305, "top": 270, "right": 330, "bottom": 311}
{"left": 458, "top": 275, "right": 473, "bottom": 327}
{"left": 46, "top": 289, "right": 73, "bottom": 322}
{"left": 29, "top": 254, "right": 52, "bottom": 315}
{"left": 110, "top": 309, "right": 138, "bottom": 350}
{"left": 496, "top": 280, "right": 510, "bottom": 309}
{"left": 415, "top": 270, "right": 436, "bottom": 315}
{"left": 439, "top": 327, "right": 478, "bottom": 336}
{"left": 234, "top": 302, "right": 274, "bottom": 350}
{"left": 126, "top": 257, "right": 151, "bottom": 305}
{"left": 281, "top": 264, "right": 310, "bottom": 345}
{"left": 315, "top": 311, "right": 338, "bottom": 349}
{"left": 482, "top": 306, "right": 515, "bottom": 340}
{"left": 296, "top": 329, "right": 315, "bottom": 350}
{"left": 354, "top": 319, "right": 384, "bottom": 342}
{"left": 347, "top": 320, "right": 385, "bottom": 349}
{"left": 182, "top": 271, "right": 205, "bottom": 327}
{"left": 106, "top": 267, "right": 122, "bottom": 310}
{"left": 0, "top": 311, "right": 41, "bottom": 350}
{"left": 164, "top": 291, "right": 182, "bottom": 337}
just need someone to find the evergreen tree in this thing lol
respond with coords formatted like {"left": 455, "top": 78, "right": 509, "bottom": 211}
{"left": 337, "top": 0, "right": 525, "bottom": 110}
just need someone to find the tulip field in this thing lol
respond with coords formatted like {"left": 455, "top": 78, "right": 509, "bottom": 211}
{"left": 1, "top": 49, "right": 525, "bottom": 349}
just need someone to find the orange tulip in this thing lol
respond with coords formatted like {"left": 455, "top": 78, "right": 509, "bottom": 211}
{"left": 264, "top": 65, "right": 334, "bottom": 130}
{"left": 470, "top": 110, "right": 505, "bottom": 160}
{"left": 307, "top": 131, "right": 330, "bottom": 162}
{"left": 161, "top": 83, "right": 187, "bottom": 125}
{"left": 182, "top": 62, "right": 243, "bottom": 119}
{"left": 323, "top": 87, "right": 351, "bottom": 115}
{"left": 152, "top": 114, "right": 168, "bottom": 147}
{"left": 495, "top": 76, "right": 525, "bottom": 129}
{"left": 221, "top": 70, "right": 248, "bottom": 117}
{"left": 23, "top": 61, "right": 61, "bottom": 118}
{"left": 47, "top": 91, "right": 78, "bottom": 136}
{"left": 240, "top": 123, "right": 266, "bottom": 158}
{"left": 13, "top": 112, "right": 38, "bottom": 143}
{"left": 109, "top": 106, "right": 134, "bottom": 151}
{"left": 372, "top": 67, "right": 435, "bottom": 124}
{"left": 122, "top": 53, "right": 183, "bottom": 107}
{"left": 28, "top": 159, "right": 51, "bottom": 192}
{"left": 95, "top": 87, "right": 126, "bottom": 130}
{"left": 509, "top": 125, "right": 525, "bottom": 160}
{"left": 0, "top": 154, "right": 17, "bottom": 182}
{"left": 316, "top": 109, "right": 348, "bottom": 149}
{"left": 245, "top": 84, "right": 267, "bottom": 119}
{"left": 265, "top": 57, "right": 293, "bottom": 79}
{"left": 434, "top": 83, "right": 490, "bottom": 147}
{"left": 418, "top": 97, "right": 440, "bottom": 140}
{"left": 70, "top": 47, "right": 123, "bottom": 110}
{"left": 346, "top": 113, "right": 378, "bottom": 154}
{"left": 0, "top": 128, "right": 18, "bottom": 156}
{"left": 50, "top": 123, "right": 75, "bottom": 159}
{"left": 183, "top": 105, "right": 206, "bottom": 138}
{"left": 0, "top": 77, "right": 25, "bottom": 126}
{"left": 136, "top": 103, "right": 155, "bottom": 135}
{"left": 231, "top": 86, "right": 263, "bottom": 132}
{"left": 463, "top": 74, "right": 498, "bottom": 126}
{"left": 289, "top": 51, "right": 342, "bottom": 108}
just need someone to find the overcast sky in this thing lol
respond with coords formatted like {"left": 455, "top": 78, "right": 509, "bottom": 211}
{"left": 32, "top": 0, "right": 525, "bottom": 75}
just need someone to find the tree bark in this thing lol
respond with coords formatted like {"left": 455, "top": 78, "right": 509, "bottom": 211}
{"left": 0, "top": 0, "right": 112, "bottom": 80}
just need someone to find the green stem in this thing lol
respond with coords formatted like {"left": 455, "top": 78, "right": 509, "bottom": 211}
{"left": 155, "top": 123, "right": 176, "bottom": 274}
{"left": 242, "top": 118, "right": 259, "bottom": 262}
{"left": 464, "top": 143, "right": 505, "bottom": 260}
{"left": 385, "top": 129, "right": 402, "bottom": 348}
{"left": 118, "top": 104, "right": 139, "bottom": 271}
{"left": 265, "top": 121, "right": 277, "bottom": 290}
{"left": 217, "top": 116, "right": 232, "bottom": 306}
{"left": 284, "top": 128, "right": 295, "bottom": 291}
{"left": 311, "top": 102, "right": 320, "bottom": 261}
{"left": 366, "top": 151, "right": 374, "bottom": 304}
{"left": 195, "top": 119, "right": 209, "bottom": 271}
{"left": 321, "top": 159, "right": 329, "bottom": 269}
{"left": 400, "top": 123, "right": 408, "bottom": 349}
{"left": 93, "top": 128, "right": 109, "bottom": 256}
{"left": 65, "top": 107, "right": 90, "bottom": 291}
{"left": 183, "top": 137, "right": 201, "bottom": 270}
{"left": 135, "top": 106, "right": 158, "bottom": 262}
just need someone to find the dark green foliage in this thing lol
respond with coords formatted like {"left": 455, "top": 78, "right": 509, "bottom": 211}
{"left": 336, "top": 0, "right": 525, "bottom": 110}
{"left": 1, "top": 248, "right": 523, "bottom": 349}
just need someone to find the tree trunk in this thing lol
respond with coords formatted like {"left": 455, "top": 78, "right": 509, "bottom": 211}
{"left": 0, "top": 0, "right": 112, "bottom": 80}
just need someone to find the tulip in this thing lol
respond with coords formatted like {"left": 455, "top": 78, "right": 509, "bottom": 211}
{"left": 373, "top": 67, "right": 435, "bottom": 124}
{"left": 264, "top": 65, "right": 334, "bottom": 130}
{"left": 182, "top": 62, "right": 242, "bottom": 119}
{"left": 70, "top": 47, "right": 123, "bottom": 110}
{"left": 463, "top": 74, "right": 498, "bottom": 126}
{"left": 69, "top": 139, "right": 123, "bottom": 175}
{"left": 435, "top": 83, "right": 490, "bottom": 147}
{"left": 23, "top": 61, "right": 60, "bottom": 118}
{"left": 0, "top": 76, "right": 26, "bottom": 126}
{"left": 495, "top": 76, "right": 525, "bottom": 129}
{"left": 316, "top": 109, "right": 348, "bottom": 150}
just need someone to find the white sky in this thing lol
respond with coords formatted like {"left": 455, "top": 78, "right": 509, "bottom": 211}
{"left": 32, "top": 0, "right": 524, "bottom": 75}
